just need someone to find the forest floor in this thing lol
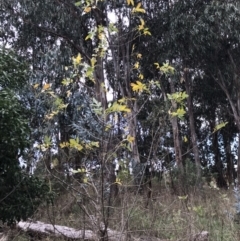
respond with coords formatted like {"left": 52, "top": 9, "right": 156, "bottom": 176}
{"left": 2, "top": 179, "right": 240, "bottom": 241}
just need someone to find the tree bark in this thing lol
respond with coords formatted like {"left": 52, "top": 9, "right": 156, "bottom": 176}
{"left": 169, "top": 79, "right": 183, "bottom": 172}
{"left": 184, "top": 69, "right": 201, "bottom": 183}
{"left": 223, "top": 129, "right": 235, "bottom": 187}
{"left": 214, "top": 69, "right": 240, "bottom": 186}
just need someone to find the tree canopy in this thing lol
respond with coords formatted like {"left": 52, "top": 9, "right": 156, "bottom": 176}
{"left": 2, "top": 0, "right": 240, "bottom": 238}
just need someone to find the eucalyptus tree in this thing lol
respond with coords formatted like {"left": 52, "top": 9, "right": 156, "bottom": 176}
{"left": 174, "top": 0, "right": 240, "bottom": 185}
{"left": 131, "top": 0, "right": 240, "bottom": 188}
{"left": 1, "top": 0, "right": 151, "bottom": 171}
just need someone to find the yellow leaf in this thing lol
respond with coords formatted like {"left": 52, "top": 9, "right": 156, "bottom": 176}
{"left": 69, "top": 138, "right": 84, "bottom": 151}
{"left": 90, "top": 141, "right": 99, "bottom": 148}
{"left": 134, "top": 61, "right": 139, "bottom": 69}
{"left": 167, "top": 91, "right": 188, "bottom": 103}
{"left": 98, "top": 32, "right": 105, "bottom": 40}
{"left": 43, "top": 83, "right": 50, "bottom": 90}
{"left": 132, "top": 3, "right": 146, "bottom": 13}
{"left": 127, "top": 135, "right": 135, "bottom": 143}
{"left": 131, "top": 81, "right": 147, "bottom": 92}
{"left": 72, "top": 53, "right": 82, "bottom": 66}
{"left": 138, "top": 18, "right": 145, "bottom": 31}
{"left": 138, "top": 73, "right": 144, "bottom": 80}
{"left": 106, "top": 102, "right": 131, "bottom": 113}
{"left": 213, "top": 122, "right": 228, "bottom": 133}
{"left": 126, "top": 0, "right": 134, "bottom": 6}
{"left": 170, "top": 108, "right": 186, "bottom": 119}
{"left": 72, "top": 168, "right": 85, "bottom": 174}
{"left": 60, "top": 142, "right": 69, "bottom": 148}
{"left": 45, "top": 111, "right": 58, "bottom": 120}
{"left": 183, "top": 136, "right": 188, "bottom": 142}
{"left": 143, "top": 28, "right": 151, "bottom": 35}
{"left": 117, "top": 98, "right": 126, "bottom": 103}
{"left": 84, "top": 6, "right": 92, "bottom": 13}
{"left": 33, "top": 83, "right": 39, "bottom": 89}
{"left": 160, "top": 62, "right": 175, "bottom": 75}
{"left": 115, "top": 178, "right": 122, "bottom": 185}
{"left": 154, "top": 63, "right": 160, "bottom": 69}
{"left": 105, "top": 124, "right": 112, "bottom": 131}
{"left": 66, "top": 90, "right": 72, "bottom": 97}
{"left": 137, "top": 53, "right": 142, "bottom": 59}
{"left": 85, "top": 141, "right": 99, "bottom": 149}
{"left": 91, "top": 57, "right": 97, "bottom": 67}
{"left": 85, "top": 34, "right": 91, "bottom": 41}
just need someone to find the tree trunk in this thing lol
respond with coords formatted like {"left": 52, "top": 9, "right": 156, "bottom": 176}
{"left": 127, "top": 100, "right": 141, "bottom": 163}
{"left": 184, "top": 69, "right": 201, "bottom": 184}
{"left": 211, "top": 120, "right": 227, "bottom": 189}
{"left": 109, "top": 24, "right": 140, "bottom": 164}
{"left": 223, "top": 130, "right": 235, "bottom": 187}
{"left": 94, "top": 55, "right": 108, "bottom": 111}
{"left": 237, "top": 92, "right": 240, "bottom": 186}
{"left": 169, "top": 79, "right": 183, "bottom": 172}
{"left": 215, "top": 64, "right": 240, "bottom": 186}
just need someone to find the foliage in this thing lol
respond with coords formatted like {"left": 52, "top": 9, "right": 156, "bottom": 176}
{"left": 0, "top": 49, "right": 50, "bottom": 225}
{"left": 2, "top": 0, "right": 240, "bottom": 238}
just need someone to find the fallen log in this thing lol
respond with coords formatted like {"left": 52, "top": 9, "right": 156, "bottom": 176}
{"left": 17, "top": 220, "right": 128, "bottom": 240}
{"left": 17, "top": 220, "right": 208, "bottom": 241}
{"left": 18, "top": 221, "right": 96, "bottom": 240}
{"left": 0, "top": 233, "right": 8, "bottom": 241}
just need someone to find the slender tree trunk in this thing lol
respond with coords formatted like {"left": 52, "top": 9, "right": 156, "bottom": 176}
{"left": 109, "top": 24, "right": 140, "bottom": 164}
{"left": 169, "top": 79, "right": 184, "bottom": 172}
{"left": 222, "top": 124, "right": 235, "bottom": 187}
{"left": 127, "top": 101, "right": 140, "bottom": 163}
{"left": 225, "top": 137, "right": 234, "bottom": 187}
{"left": 95, "top": 56, "right": 108, "bottom": 111}
{"left": 215, "top": 69, "right": 240, "bottom": 186}
{"left": 184, "top": 69, "right": 201, "bottom": 183}
{"left": 237, "top": 93, "right": 240, "bottom": 186}
{"left": 211, "top": 120, "right": 227, "bottom": 189}
{"left": 238, "top": 131, "right": 240, "bottom": 187}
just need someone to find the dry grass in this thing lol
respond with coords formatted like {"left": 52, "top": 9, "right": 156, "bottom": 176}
{"left": 4, "top": 179, "right": 240, "bottom": 241}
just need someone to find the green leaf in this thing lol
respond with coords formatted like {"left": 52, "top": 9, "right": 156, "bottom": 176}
{"left": 167, "top": 91, "right": 189, "bottom": 103}
{"left": 75, "top": 1, "right": 81, "bottom": 7}
{"left": 160, "top": 62, "right": 175, "bottom": 75}
{"left": 72, "top": 168, "right": 86, "bottom": 173}
{"left": 44, "top": 135, "right": 51, "bottom": 147}
{"left": 213, "top": 122, "right": 228, "bottom": 133}
{"left": 108, "top": 23, "right": 118, "bottom": 34}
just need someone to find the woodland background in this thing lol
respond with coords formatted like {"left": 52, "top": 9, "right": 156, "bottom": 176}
{"left": 1, "top": 0, "right": 240, "bottom": 240}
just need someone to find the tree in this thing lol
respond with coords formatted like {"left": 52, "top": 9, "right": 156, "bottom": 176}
{"left": 0, "top": 48, "right": 49, "bottom": 225}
